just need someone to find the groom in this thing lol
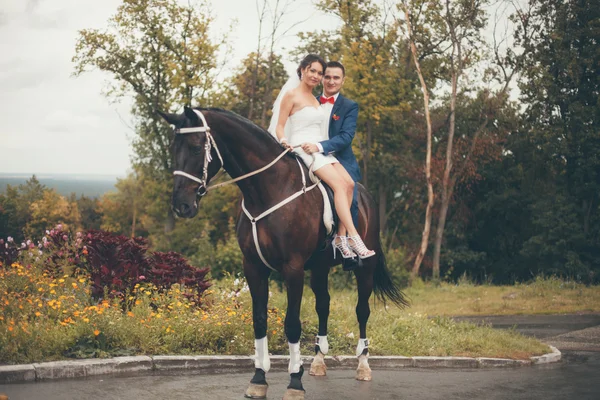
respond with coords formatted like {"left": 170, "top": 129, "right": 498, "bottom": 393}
{"left": 302, "top": 61, "right": 362, "bottom": 256}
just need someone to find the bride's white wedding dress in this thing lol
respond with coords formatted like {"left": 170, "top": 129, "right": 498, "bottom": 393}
{"left": 287, "top": 106, "right": 338, "bottom": 171}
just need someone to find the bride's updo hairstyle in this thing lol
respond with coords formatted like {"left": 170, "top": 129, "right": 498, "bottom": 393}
{"left": 296, "top": 54, "right": 327, "bottom": 78}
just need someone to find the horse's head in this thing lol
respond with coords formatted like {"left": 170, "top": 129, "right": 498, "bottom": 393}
{"left": 159, "top": 106, "right": 223, "bottom": 218}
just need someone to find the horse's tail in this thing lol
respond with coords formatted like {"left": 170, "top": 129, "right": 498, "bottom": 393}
{"left": 373, "top": 245, "right": 410, "bottom": 308}
{"left": 356, "top": 183, "right": 409, "bottom": 308}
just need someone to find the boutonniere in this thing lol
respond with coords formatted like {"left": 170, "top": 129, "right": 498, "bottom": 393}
{"left": 332, "top": 114, "right": 340, "bottom": 121}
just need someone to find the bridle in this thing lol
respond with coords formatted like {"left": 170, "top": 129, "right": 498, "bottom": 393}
{"left": 173, "top": 109, "right": 224, "bottom": 198}
{"left": 173, "top": 109, "right": 291, "bottom": 197}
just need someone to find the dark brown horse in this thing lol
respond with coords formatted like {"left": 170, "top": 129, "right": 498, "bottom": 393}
{"left": 160, "top": 106, "right": 407, "bottom": 400}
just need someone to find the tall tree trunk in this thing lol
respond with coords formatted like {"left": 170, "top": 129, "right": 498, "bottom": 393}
{"left": 131, "top": 200, "right": 137, "bottom": 238}
{"left": 260, "top": 51, "right": 275, "bottom": 127}
{"left": 404, "top": 7, "right": 435, "bottom": 278}
{"left": 379, "top": 184, "right": 387, "bottom": 233}
{"left": 164, "top": 206, "right": 175, "bottom": 233}
{"left": 583, "top": 199, "right": 592, "bottom": 235}
{"left": 432, "top": 46, "right": 459, "bottom": 280}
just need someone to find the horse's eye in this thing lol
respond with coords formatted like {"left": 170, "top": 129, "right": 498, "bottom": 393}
{"left": 191, "top": 146, "right": 203, "bottom": 156}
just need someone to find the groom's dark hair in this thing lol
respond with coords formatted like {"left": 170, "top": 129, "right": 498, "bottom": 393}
{"left": 326, "top": 61, "right": 345, "bottom": 76}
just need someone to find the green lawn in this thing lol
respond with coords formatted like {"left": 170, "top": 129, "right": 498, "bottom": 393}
{"left": 5, "top": 264, "right": 580, "bottom": 364}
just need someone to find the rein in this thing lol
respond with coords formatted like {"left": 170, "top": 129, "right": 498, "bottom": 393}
{"left": 173, "top": 109, "right": 321, "bottom": 271}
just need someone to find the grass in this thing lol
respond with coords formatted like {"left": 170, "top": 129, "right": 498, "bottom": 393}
{"left": 283, "top": 285, "right": 549, "bottom": 360}
{"left": 0, "top": 262, "right": 555, "bottom": 364}
{"left": 403, "top": 276, "right": 600, "bottom": 316}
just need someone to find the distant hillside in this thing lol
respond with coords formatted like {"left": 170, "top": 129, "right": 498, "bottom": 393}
{"left": 0, "top": 174, "right": 119, "bottom": 198}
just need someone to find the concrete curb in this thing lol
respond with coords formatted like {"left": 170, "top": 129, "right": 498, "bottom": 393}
{"left": 0, "top": 346, "right": 561, "bottom": 384}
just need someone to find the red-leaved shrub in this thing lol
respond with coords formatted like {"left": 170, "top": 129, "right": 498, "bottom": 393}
{"left": 84, "top": 230, "right": 210, "bottom": 303}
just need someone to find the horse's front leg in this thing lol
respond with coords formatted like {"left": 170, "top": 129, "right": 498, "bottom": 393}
{"left": 309, "top": 264, "right": 330, "bottom": 376}
{"left": 354, "top": 264, "right": 374, "bottom": 381}
{"left": 283, "top": 265, "right": 306, "bottom": 400}
{"left": 244, "top": 260, "right": 271, "bottom": 399}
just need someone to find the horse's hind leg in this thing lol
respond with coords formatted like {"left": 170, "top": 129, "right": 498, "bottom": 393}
{"left": 309, "top": 265, "right": 330, "bottom": 376}
{"left": 244, "top": 260, "right": 271, "bottom": 399}
{"left": 354, "top": 263, "right": 374, "bottom": 381}
{"left": 283, "top": 265, "right": 306, "bottom": 400}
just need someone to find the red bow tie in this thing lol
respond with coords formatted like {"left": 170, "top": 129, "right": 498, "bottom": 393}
{"left": 320, "top": 96, "right": 335, "bottom": 105}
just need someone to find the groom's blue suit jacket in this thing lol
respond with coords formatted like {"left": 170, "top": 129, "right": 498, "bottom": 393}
{"left": 319, "top": 94, "right": 361, "bottom": 225}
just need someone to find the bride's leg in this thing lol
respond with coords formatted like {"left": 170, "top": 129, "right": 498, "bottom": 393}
{"left": 332, "top": 164, "right": 355, "bottom": 237}
{"left": 314, "top": 165, "right": 358, "bottom": 237}
{"left": 316, "top": 164, "right": 375, "bottom": 259}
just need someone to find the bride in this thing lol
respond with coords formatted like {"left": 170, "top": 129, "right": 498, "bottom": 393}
{"left": 268, "top": 54, "right": 374, "bottom": 259}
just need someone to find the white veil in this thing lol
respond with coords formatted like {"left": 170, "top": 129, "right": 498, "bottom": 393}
{"left": 267, "top": 73, "right": 301, "bottom": 140}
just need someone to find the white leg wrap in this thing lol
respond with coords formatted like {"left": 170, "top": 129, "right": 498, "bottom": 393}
{"left": 356, "top": 338, "right": 369, "bottom": 357}
{"left": 288, "top": 342, "right": 302, "bottom": 374}
{"left": 316, "top": 335, "right": 329, "bottom": 355}
{"left": 254, "top": 337, "right": 271, "bottom": 372}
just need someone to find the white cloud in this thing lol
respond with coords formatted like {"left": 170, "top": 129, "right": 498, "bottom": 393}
{"left": 0, "top": 0, "right": 338, "bottom": 176}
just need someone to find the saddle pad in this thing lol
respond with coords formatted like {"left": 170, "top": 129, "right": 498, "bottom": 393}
{"left": 317, "top": 182, "right": 335, "bottom": 235}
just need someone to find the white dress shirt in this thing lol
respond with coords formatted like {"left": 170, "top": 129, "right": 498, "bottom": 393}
{"left": 316, "top": 92, "right": 340, "bottom": 153}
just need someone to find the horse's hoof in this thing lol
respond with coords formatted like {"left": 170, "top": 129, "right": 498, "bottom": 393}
{"left": 355, "top": 366, "right": 372, "bottom": 381}
{"left": 309, "top": 353, "right": 327, "bottom": 376}
{"left": 282, "top": 388, "right": 305, "bottom": 400}
{"left": 309, "top": 362, "right": 327, "bottom": 376}
{"left": 245, "top": 383, "right": 268, "bottom": 399}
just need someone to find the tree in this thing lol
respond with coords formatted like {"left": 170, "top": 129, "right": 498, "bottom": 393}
{"left": 26, "top": 190, "right": 81, "bottom": 238}
{"left": 398, "top": 0, "right": 535, "bottom": 280}
{"left": 0, "top": 176, "right": 47, "bottom": 241}
{"left": 399, "top": 0, "right": 439, "bottom": 277}
{"left": 77, "top": 195, "right": 103, "bottom": 231}
{"left": 225, "top": 52, "right": 288, "bottom": 126}
{"left": 73, "top": 0, "right": 229, "bottom": 234}
{"left": 99, "top": 173, "right": 145, "bottom": 237}
{"left": 514, "top": 0, "right": 600, "bottom": 281}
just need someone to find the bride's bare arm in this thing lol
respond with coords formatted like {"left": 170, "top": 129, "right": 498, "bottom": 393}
{"left": 276, "top": 91, "right": 294, "bottom": 148}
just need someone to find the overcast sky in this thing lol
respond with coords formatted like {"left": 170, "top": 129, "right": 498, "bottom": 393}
{"left": 0, "top": 0, "right": 337, "bottom": 177}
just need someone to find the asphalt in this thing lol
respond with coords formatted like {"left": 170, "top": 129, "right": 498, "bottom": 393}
{"left": 1, "top": 314, "right": 599, "bottom": 400}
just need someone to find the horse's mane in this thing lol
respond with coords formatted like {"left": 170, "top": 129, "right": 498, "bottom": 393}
{"left": 196, "top": 107, "right": 282, "bottom": 147}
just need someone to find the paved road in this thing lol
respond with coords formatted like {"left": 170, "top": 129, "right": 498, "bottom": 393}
{"left": 1, "top": 314, "right": 599, "bottom": 400}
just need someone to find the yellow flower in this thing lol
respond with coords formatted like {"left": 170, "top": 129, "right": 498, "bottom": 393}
{"left": 35, "top": 312, "right": 41, "bottom": 317}
{"left": 94, "top": 330, "right": 100, "bottom": 336}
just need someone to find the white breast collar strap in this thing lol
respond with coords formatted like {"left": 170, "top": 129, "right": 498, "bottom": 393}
{"left": 242, "top": 158, "right": 319, "bottom": 271}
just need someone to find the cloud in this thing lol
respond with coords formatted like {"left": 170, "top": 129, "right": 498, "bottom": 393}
{"left": 26, "top": 0, "right": 42, "bottom": 12}
{"left": 0, "top": 0, "right": 337, "bottom": 176}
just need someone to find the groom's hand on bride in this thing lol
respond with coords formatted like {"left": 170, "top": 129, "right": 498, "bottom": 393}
{"left": 301, "top": 143, "right": 319, "bottom": 154}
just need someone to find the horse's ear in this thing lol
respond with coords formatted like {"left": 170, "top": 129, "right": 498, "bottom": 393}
{"left": 157, "top": 110, "right": 183, "bottom": 126}
{"left": 183, "top": 106, "right": 198, "bottom": 121}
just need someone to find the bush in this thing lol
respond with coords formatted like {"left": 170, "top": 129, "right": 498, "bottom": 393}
{"left": 84, "top": 230, "right": 211, "bottom": 303}
{"left": 1, "top": 227, "right": 211, "bottom": 305}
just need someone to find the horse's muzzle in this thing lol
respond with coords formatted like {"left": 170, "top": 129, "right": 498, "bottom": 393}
{"left": 172, "top": 200, "right": 197, "bottom": 218}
